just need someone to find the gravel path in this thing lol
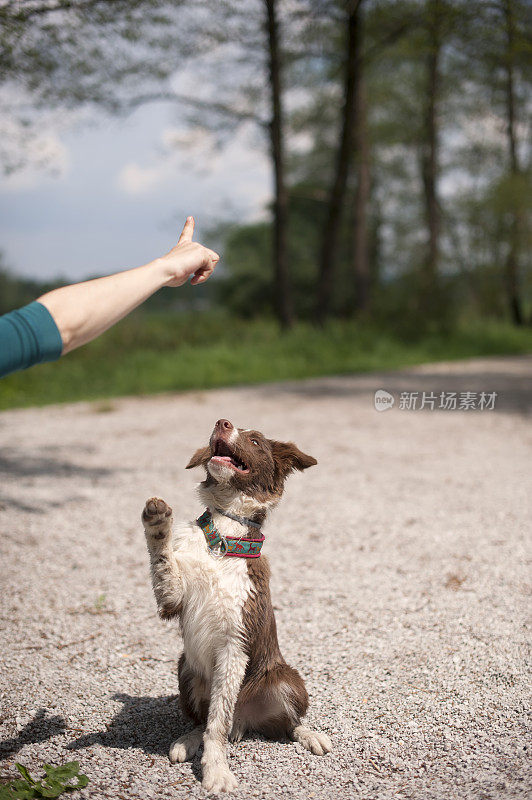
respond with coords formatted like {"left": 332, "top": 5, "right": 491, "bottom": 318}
{"left": 1, "top": 356, "right": 531, "bottom": 799}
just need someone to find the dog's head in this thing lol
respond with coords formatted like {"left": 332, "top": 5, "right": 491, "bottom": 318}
{"left": 186, "top": 419, "right": 316, "bottom": 511}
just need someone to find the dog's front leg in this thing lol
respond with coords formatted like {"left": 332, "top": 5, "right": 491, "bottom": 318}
{"left": 142, "top": 498, "right": 183, "bottom": 619}
{"left": 201, "top": 640, "right": 247, "bottom": 793}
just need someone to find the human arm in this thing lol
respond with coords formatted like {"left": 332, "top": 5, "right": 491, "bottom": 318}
{"left": 37, "top": 217, "right": 218, "bottom": 355}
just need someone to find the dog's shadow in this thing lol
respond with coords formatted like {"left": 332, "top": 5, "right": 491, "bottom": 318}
{"left": 67, "top": 693, "right": 268, "bottom": 784}
{"left": 0, "top": 709, "right": 67, "bottom": 759}
{"left": 67, "top": 693, "right": 188, "bottom": 758}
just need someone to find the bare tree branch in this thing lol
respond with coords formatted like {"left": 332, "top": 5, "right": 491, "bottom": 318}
{"left": 121, "top": 90, "right": 268, "bottom": 127}
{"left": 0, "top": 0, "right": 121, "bottom": 20}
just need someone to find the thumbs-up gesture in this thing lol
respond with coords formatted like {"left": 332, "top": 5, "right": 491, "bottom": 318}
{"left": 159, "top": 216, "right": 220, "bottom": 287}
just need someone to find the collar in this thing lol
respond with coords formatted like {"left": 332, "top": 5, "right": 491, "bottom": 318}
{"left": 213, "top": 507, "right": 262, "bottom": 529}
{"left": 196, "top": 509, "right": 265, "bottom": 558}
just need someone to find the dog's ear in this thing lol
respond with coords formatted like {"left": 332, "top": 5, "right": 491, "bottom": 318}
{"left": 269, "top": 440, "right": 317, "bottom": 477}
{"left": 185, "top": 446, "right": 211, "bottom": 469}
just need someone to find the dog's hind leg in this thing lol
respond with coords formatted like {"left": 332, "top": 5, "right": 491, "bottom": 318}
{"left": 238, "top": 662, "right": 332, "bottom": 755}
{"left": 282, "top": 669, "right": 332, "bottom": 755}
{"left": 142, "top": 498, "right": 183, "bottom": 619}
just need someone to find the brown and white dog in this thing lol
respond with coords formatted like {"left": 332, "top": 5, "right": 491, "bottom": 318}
{"left": 141, "top": 419, "right": 332, "bottom": 793}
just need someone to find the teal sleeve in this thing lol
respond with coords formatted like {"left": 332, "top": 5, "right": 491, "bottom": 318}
{"left": 0, "top": 301, "right": 63, "bottom": 378}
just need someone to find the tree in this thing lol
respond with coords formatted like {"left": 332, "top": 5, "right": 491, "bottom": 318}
{"left": 265, "top": 0, "right": 294, "bottom": 327}
{"left": 350, "top": 2, "right": 371, "bottom": 314}
{"left": 419, "top": 0, "right": 442, "bottom": 306}
{"left": 0, "top": 0, "right": 314, "bottom": 327}
{"left": 313, "top": 0, "right": 419, "bottom": 320}
{"left": 413, "top": 0, "right": 464, "bottom": 315}
{"left": 415, "top": 0, "right": 530, "bottom": 324}
{"left": 2, "top": 0, "right": 529, "bottom": 326}
{"left": 499, "top": 0, "right": 528, "bottom": 324}
{"left": 360, "top": 0, "right": 466, "bottom": 323}
{"left": 315, "top": 0, "right": 362, "bottom": 323}
{"left": 448, "top": 0, "right": 531, "bottom": 324}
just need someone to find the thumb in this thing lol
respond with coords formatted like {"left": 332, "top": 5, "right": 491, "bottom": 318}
{"left": 178, "top": 216, "right": 195, "bottom": 244}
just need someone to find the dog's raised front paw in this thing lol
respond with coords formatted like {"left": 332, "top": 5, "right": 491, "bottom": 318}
{"left": 201, "top": 762, "right": 238, "bottom": 793}
{"left": 142, "top": 497, "right": 173, "bottom": 541}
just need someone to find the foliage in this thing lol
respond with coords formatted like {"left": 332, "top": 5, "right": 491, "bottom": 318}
{"left": 0, "top": 0, "right": 310, "bottom": 167}
{"left": 0, "top": 0, "right": 530, "bottom": 326}
{"left": 289, "top": 0, "right": 531, "bottom": 321}
{"left": 0, "top": 311, "right": 530, "bottom": 410}
{"left": 0, "top": 260, "right": 65, "bottom": 316}
{"left": 0, "top": 762, "right": 88, "bottom": 799}
{"left": 217, "top": 194, "right": 323, "bottom": 319}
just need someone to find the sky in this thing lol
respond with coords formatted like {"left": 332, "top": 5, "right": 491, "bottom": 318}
{"left": 0, "top": 103, "right": 271, "bottom": 282}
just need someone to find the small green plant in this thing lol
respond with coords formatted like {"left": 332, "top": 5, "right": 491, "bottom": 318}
{"left": 93, "top": 594, "right": 107, "bottom": 612}
{"left": 0, "top": 762, "right": 88, "bottom": 799}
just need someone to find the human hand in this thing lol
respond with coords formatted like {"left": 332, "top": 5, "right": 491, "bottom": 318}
{"left": 159, "top": 217, "right": 220, "bottom": 287}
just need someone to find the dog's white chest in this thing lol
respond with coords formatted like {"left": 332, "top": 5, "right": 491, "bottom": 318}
{"left": 171, "top": 521, "right": 252, "bottom": 679}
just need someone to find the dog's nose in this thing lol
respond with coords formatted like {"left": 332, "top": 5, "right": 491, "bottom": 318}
{"left": 215, "top": 419, "right": 233, "bottom": 432}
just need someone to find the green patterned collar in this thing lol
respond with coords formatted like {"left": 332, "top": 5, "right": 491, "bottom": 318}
{"left": 196, "top": 509, "right": 265, "bottom": 559}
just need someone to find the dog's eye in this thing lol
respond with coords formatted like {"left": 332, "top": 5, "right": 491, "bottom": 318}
{"left": 251, "top": 439, "right": 259, "bottom": 446}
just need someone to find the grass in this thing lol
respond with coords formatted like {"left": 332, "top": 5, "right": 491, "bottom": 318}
{"left": 0, "top": 312, "right": 531, "bottom": 410}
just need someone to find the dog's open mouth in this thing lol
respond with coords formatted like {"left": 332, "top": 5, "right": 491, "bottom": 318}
{"left": 210, "top": 439, "right": 250, "bottom": 474}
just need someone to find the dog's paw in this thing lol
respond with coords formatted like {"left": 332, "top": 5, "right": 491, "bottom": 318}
{"left": 201, "top": 762, "right": 238, "bottom": 793}
{"left": 169, "top": 727, "right": 203, "bottom": 763}
{"left": 142, "top": 497, "right": 172, "bottom": 541}
{"left": 292, "top": 726, "right": 332, "bottom": 755}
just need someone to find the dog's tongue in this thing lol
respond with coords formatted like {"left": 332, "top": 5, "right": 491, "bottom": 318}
{"left": 212, "top": 455, "right": 232, "bottom": 463}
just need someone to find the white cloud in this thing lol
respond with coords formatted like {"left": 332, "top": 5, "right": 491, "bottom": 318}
{"left": 116, "top": 162, "right": 170, "bottom": 196}
{"left": 116, "top": 121, "right": 270, "bottom": 219}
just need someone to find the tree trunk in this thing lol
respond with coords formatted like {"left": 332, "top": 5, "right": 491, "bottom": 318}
{"left": 265, "top": 0, "right": 293, "bottom": 329}
{"left": 351, "top": 55, "right": 370, "bottom": 314}
{"left": 503, "top": 0, "right": 523, "bottom": 325}
{"left": 316, "top": 0, "right": 362, "bottom": 323}
{"left": 420, "top": 0, "right": 441, "bottom": 308}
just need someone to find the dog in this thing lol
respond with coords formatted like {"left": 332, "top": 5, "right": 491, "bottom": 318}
{"left": 141, "top": 418, "right": 332, "bottom": 793}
